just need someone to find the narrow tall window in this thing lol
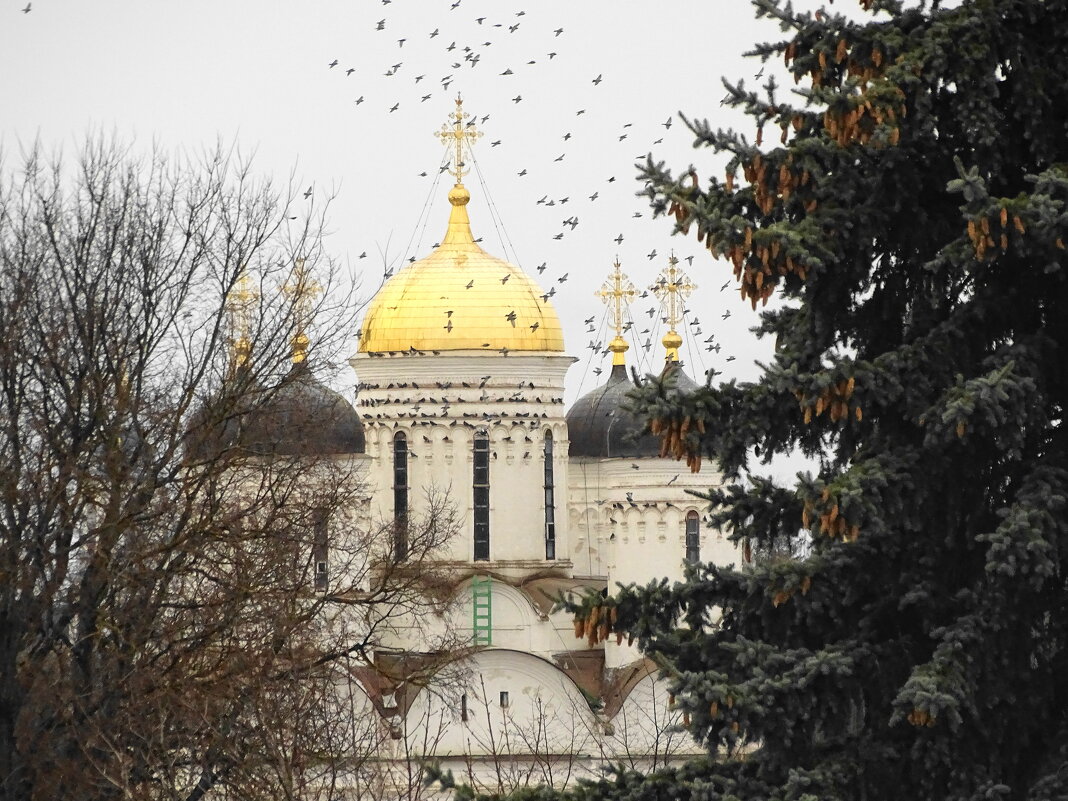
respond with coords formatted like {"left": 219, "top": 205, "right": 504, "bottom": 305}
{"left": 543, "top": 430, "right": 556, "bottom": 560}
{"left": 393, "top": 431, "right": 409, "bottom": 560}
{"left": 460, "top": 693, "right": 469, "bottom": 723}
{"left": 473, "top": 430, "right": 490, "bottom": 560}
{"left": 685, "top": 511, "right": 700, "bottom": 563}
{"left": 313, "top": 510, "right": 329, "bottom": 592}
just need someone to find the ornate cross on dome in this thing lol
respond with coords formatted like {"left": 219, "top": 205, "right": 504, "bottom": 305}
{"left": 227, "top": 267, "right": 259, "bottom": 371}
{"left": 651, "top": 254, "right": 697, "bottom": 363}
{"left": 597, "top": 259, "right": 637, "bottom": 366}
{"left": 435, "top": 95, "right": 483, "bottom": 183}
{"left": 283, "top": 257, "right": 322, "bottom": 364}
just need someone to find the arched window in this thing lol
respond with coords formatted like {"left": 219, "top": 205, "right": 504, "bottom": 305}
{"left": 685, "top": 511, "right": 700, "bottom": 563}
{"left": 543, "top": 430, "right": 556, "bottom": 560}
{"left": 473, "top": 430, "right": 490, "bottom": 561}
{"left": 393, "top": 431, "right": 408, "bottom": 560}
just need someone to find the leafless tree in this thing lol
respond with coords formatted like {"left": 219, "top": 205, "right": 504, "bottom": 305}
{"left": 0, "top": 139, "right": 460, "bottom": 801}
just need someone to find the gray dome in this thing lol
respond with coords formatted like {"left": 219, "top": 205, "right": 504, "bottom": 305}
{"left": 567, "top": 362, "right": 698, "bottom": 460}
{"left": 238, "top": 363, "right": 365, "bottom": 456}
{"left": 567, "top": 364, "right": 660, "bottom": 459}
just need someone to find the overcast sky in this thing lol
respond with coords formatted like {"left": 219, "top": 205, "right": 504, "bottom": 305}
{"left": 1, "top": 0, "right": 810, "bottom": 412}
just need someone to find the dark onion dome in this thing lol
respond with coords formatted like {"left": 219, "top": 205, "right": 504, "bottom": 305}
{"left": 567, "top": 364, "right": 659, "bottom": 459}
{"left": 567, "top": 361, "right": 699, "bottom": 459}
{"left": 237, "top": 362, "right": 365, "bottom": 456}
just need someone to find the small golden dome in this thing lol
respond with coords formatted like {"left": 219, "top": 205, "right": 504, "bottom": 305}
{"left": 662, "top": 330, "right": 683, "bottom": 362}
{"left": 359, "top": 183, "right": 564, "bottom": 353}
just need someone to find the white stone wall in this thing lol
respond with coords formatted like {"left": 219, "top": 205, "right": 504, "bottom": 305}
{"left": 351, "top": 653, "right": 702, "bottom": 798}
{"left": 351, "top": 351, "right": 574, "bottom": 567}
{"left": 567, "top": 455, "right": 739, "bottom": 668}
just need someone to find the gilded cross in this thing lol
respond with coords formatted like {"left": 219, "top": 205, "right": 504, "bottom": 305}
{"left": 227, "top": 267, "right": 259, "bottom": 369}
{"left": 283, "top": 257, "right": 322, "bottom": 363}
{"left": 651, "top": 254, "right": 697, "bottom": 363}
{"left": 651, "top": 255, "right": 697, "bottom": 332}
{"left": 435, "top": 95, "right": 483, "bottom": 183}
{"left": 597, "top": 259, "right": 637, "bottom": 339}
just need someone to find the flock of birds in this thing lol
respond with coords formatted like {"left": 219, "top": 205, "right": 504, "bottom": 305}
{"left": 21, "top": 0, "right": 751, "bottom": 394}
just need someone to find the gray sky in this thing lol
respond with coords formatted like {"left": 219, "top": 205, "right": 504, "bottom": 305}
{"left": 1, "top": 0, "right": 802, "bottom": 410}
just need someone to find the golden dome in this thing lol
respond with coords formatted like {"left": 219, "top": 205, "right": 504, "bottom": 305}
{"left": 358, "top": 183, "right": 564, "bottom": 353}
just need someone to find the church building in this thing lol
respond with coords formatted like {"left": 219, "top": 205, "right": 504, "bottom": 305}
{"left": 263, "top": 100, "right": 742, "bottom": 795}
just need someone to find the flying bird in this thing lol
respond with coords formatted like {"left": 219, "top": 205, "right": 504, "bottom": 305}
{"left": 592, "top": 74, "right": 602, "bottom": 85}
{"left": 329, "top": 59, "right": 339, "bottom": 68}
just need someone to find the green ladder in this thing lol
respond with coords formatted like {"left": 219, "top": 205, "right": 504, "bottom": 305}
{"left": 471, "top": 576, "right": 493, "bottom": 646}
